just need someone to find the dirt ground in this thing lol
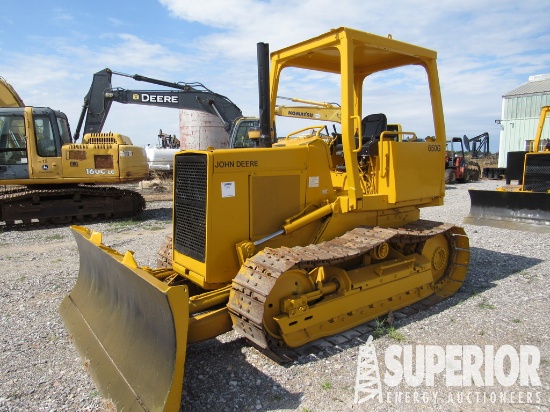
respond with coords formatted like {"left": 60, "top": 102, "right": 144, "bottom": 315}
{"left": 0, "top": 179, "right": 548, "bottom": 412}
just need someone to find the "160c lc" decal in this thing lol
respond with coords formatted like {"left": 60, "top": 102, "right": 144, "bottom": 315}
{"left": 85, "top": 169, "right": 115, "bottom": 175}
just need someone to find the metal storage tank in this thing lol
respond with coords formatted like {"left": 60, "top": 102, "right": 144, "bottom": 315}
{"left": 179, "top": 110, "right": 230, "bottom": 150}
{"left": 498, "top": 74, "right": 550, "bottom": 167}
{"left": 145, "top": 147, "right": 179, "bottom": 172}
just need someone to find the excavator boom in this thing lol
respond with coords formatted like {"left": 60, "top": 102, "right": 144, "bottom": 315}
{"left": 74, "top": 68, "right": 244, "bottom": 140}
{"left": 0, "top": 76, "right": 24, "bottom": 107}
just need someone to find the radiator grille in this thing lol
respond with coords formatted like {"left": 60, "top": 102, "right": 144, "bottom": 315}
{"left": 524, "top": 153, "right": 550, "bottom": 192}
{"left": 174, "top": 154, "right": 207, "bottom": 262}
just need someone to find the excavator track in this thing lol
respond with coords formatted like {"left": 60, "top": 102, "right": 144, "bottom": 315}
{"left": 228, "top": 220, "right": 469, "bottom": 360}
{"left": 0, "top": 185, "right": 145, "bottom": 229}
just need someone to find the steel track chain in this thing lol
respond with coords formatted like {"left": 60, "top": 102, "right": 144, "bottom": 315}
{"left": 0, "top": 186, "right": 145, "bottom": 230}
{"left": 228, "top": 219, "right": 469, "bottom": 362}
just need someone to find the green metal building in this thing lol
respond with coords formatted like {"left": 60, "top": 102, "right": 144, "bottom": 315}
{"left": 498, "top": 74, "right": 550, "bottom": 167}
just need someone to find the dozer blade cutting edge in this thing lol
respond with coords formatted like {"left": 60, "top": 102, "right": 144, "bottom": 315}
{"left": 465, "top": 189, "right": 550, "bottom": 233}
{"left": 59, "top": 226, "right": 189, "bottom": 411}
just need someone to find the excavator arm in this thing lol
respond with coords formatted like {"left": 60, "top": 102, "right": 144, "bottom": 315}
{"left": 275, "top": 96, "right": 341, "bottom": 122}
{"left": 73, "top": 68, "right": 243, "bottom": 140}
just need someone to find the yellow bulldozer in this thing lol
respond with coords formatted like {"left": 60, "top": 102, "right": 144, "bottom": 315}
{"left": 0, "top": 76, "right": 149, "bottom": 228}
{"left": 60, "top": 27, "right": 470, "bottom": 411}
{"left": 466, "top": 105, "right": 550, "bottom": 232}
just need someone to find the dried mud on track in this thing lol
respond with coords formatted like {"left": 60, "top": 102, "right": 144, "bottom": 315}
{"left": 0, "top": 180, "right": 548, "bottom": 412}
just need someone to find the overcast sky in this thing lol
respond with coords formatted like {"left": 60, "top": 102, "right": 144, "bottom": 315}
{"left": 1, "top": 0, "right": 549, "bottom": 152}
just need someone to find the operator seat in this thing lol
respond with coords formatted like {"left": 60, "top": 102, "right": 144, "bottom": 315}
{"left": 361, "top": 113, "right": 387, "bottom": 140}
{"left": 359, "top": 113, "right": 387, "bottom": 157}
{"left": 334, "top": 113, "right": 387, "bottom": 171}
{"left": 335, "top": 113, "right": 387, "bottom": 156}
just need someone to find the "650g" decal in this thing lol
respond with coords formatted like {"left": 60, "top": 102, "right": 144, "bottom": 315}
{"left": 428, "top": 144, "right": 442, "bottom": 152}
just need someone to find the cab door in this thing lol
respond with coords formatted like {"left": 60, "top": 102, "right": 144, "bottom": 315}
{"left": 26, "top": 108, "right": 63, "bottom": 179}
{"left": 0, "top": 111, "right": 30, "bottom": 181}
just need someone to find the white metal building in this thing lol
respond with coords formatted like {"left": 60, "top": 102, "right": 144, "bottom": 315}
{"left": 497, "top": 74, "right": 550, "bottom": 167}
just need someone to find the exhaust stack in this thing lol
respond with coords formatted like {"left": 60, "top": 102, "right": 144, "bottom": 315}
{"left": 257, "top": 42, "right": 272, "bottom": 148}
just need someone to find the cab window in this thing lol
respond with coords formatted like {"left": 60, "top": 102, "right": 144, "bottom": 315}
{"left": 0, "top": 114, "right": 27, "bottom": 164}
{"left": 56, "top": 116, "right": 72, "bottom": 144}
{"left": 34, "top": 116, "right": 58, "bottom": 157}
{"left": 233, "top": 120, "right": 260, "bottom": 148}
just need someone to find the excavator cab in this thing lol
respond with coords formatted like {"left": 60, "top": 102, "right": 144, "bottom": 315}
{"left": 0, "top": 107, "right": 69, "bottom": 180}
{"left": 61, "top": 27, "right": 469, "bottom": 411}
{"left": 0, "top": 78, "right": 26, "bottom": 174}
{"left": 228, "top": 117, "right": 261, "bottom": 148}
{"left": 1, "top": 78, "right": 67, "bottom": 174}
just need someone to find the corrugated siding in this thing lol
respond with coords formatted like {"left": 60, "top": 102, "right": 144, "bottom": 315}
{"left": 498, "top": 94, "right": 550, "bottom": 167}
{"left": 504, "top": 78, "right": 550, "bottom": 97}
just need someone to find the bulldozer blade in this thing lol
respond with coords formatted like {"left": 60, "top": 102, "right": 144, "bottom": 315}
{"left": 465, "top": 189, "right": 550, "bottom": 232}
{"left": 60, "top": 226, "right": 189, "bottom": 411}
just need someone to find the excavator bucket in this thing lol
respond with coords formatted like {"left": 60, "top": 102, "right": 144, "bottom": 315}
{"left": 465, "top": 189, "right": 550, "bottom": 232}
{"left": 59, "top": 226, "right": 189, "bottom": 411}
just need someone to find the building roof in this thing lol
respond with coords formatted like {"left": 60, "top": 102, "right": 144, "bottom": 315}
{"left": 504, "top": 74, "right": 550, "bottom": 97}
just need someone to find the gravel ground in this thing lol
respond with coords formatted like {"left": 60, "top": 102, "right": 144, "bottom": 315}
{"left": 0, "top": 179, "right": 548, "bottom": 412}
